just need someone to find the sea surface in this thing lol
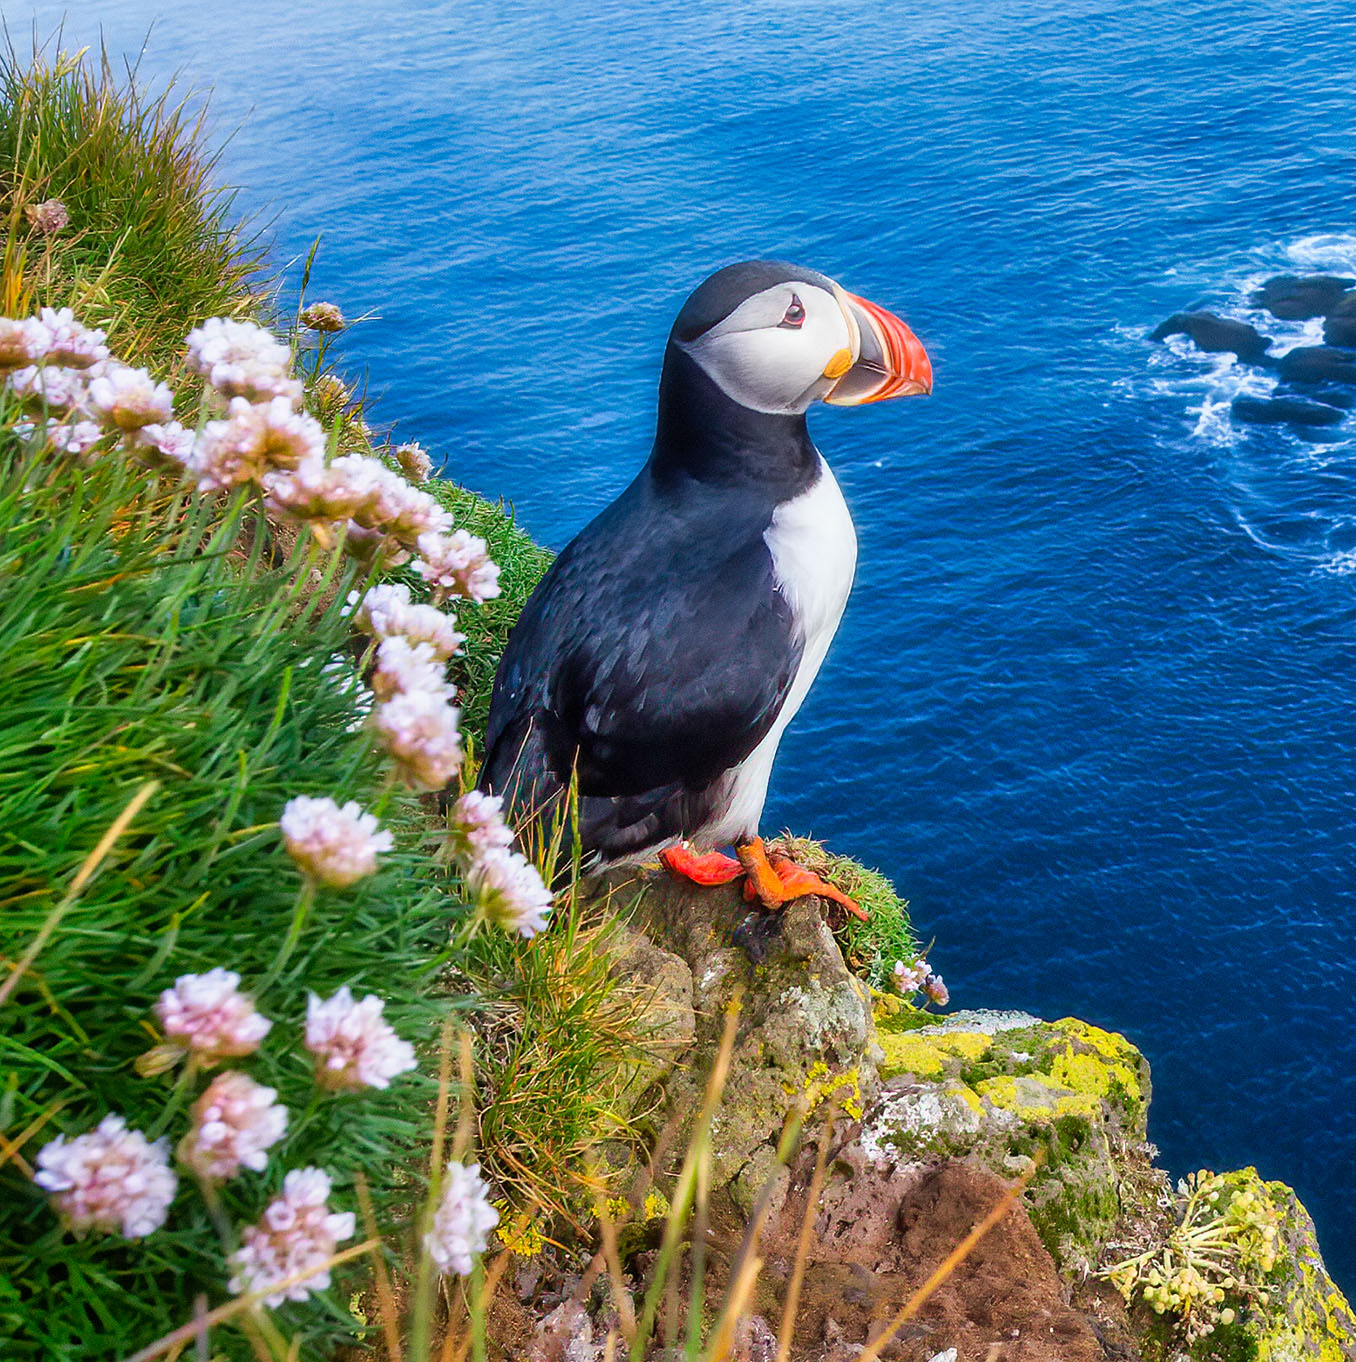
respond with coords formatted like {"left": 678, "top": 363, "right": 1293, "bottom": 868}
{"left": 19, "top": 0, "right": 1356, "bottom": 1289}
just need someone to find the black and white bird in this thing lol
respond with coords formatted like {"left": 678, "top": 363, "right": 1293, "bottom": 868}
{"left": 478, "top": 260, "right": 931, "bottom": 917}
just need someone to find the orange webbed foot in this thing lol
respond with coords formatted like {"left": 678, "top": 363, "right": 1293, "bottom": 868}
{"left": 736, "top": 837, "right": 869, "bottom": 921}
{"left": 659, "top": 842, "right": 744, "bottom": 887}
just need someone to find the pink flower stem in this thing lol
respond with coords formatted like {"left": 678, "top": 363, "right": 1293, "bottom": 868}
{"left": 147, "top": 1054, "right": 200, "bottom": 1140}
{"left": 260, "top": 879, "right": 316, "bottom": 989}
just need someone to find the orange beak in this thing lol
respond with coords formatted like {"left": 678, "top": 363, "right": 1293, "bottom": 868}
{"left": 825, "top": 290, "right": 933, "bottom": 405}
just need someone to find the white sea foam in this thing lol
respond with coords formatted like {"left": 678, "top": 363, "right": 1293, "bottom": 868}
{"left": 1135, "top": 236, "right": 1356, "bottom": 574}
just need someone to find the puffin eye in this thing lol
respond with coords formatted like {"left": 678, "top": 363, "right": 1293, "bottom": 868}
{"left": 780, "top": 295, "right": 806, "bottom": 329}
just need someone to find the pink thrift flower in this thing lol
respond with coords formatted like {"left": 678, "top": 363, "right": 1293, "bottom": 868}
{"left": 344, "top": 584, "right": 465, "bottom": 660}
{"left": 449, "top": 791, "right": 515, "bottom": 862}
{"left": 155, "top": 968, "right": 271, "bottom": 1063}
{"left": 425, "top": 1161, "right": 499, "bottom": 1276}
{"left": 300, "top": 301, "right": 346, "bottom": 333}
{"left": 923, "top": 972, "right": 949, "bottom": 1007}
{"left": 228, "top": 1168, "right": 356, "bottom": 1306}
{"left": 466, "top": 846, "right": 553, "bottom": 939}
{"left": 179, "top": 1071, "right": 287, "bottom": 1180}
{"left": 87, "top": 363, "right": 174, "bottom": 432}
{"left": 892, "top": 959, "right": 928, "bottom": 995}
{"left": 25, "top": 198, "right": 70, "bottom": 233}
{"left": 38, "top": 307, "right": 109, "bottom": 368}
{"left": 8, "top": 363, "right": 92, "bottom": 412}
{"left": 313, "top": 373, "right": 351, "bottom": 406}
{"left": 304, "top": 987, "right": 417, "bottom": 1091}
{"left": 35, "top": 1115, "right": 176, "bottom": 1239}
{"left": 372, "top": 690, "right": 463, "bottom": 790}
{"left": 280, "top": 795, "right": 393, "bottom": 888}
{"left": 350, "top": 464, "right": 451, "bottom": 542}
{"left": 413, "top": 530, "right": 501, "bottom": 603}
{"left": 132, "top": 420, "right": 196, "bottom": 470}
{"left": 185, "top": 317, "right": 300, "bottom": 405}
{"left": 395, "top": 441, "right": 432, "bottom": 482}
{"left": 191, "top": 396, "right": 326, "bottom": 490}
{"left": 44, "top": 417, "right": 105, "bottom": 459}
{"left": 372, "top": 636, "right": 453, "bottom": 702}
{"left": 264, "top": 459, "right": 376, "bottom": 528}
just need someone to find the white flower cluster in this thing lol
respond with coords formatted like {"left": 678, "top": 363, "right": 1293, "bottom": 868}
{"left": 186, "top": 317, "right": 301, "bottom": 404}
{"left": 346, "top": 583, "right": 465, "bottom": 791}
{"left": 154, "top": 968, "right": 272, "bottom": 1064}
{"left": 413, "top": 528, "right": 501, "bottom": 604}
{"left": 299, "top": 301, "right": 346, "bottom": 333}
{"left": 395, "top": 440, "right": 432, "bottom": 482}
{"left": 280, "top": 795, "right": 393, "bottom": 888}
{"left": 345, "top": 583, "right": 465, "bottom": 659}
{"left": 34, "top": 1115, "right": 177, "bottom": 1239}
{"left": 305, "top": 986, "right": 417, "bottom": 1091}
{"left": 465, "top": 842, "right": 554, "bottom": 939}
{"left": 228, "top": 1167, "right": 356, "bottom": 1306}
{"left": 424, "top": 1160, "right": 499, "bottom": 1277}
{"left": 194, "top": 396, "right": 325, "bottom": 490}
{"left": 0, "top": 308, "right": 147, "bottom": 461}
{"left": 178, "top": 1071, "right": 287, "bottom": 1180}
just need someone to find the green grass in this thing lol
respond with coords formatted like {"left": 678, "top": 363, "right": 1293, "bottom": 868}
{"left": 0, "top": 415, "right": 457, "bottom": 1359}
{"left": 771, "top": 834, "right": 920, "bottom": 989}
{"left": 0, "top": 40, "right": 262, "bottom": 367}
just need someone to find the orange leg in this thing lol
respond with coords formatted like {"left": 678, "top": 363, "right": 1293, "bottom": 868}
{"left": 659, "top": 842, "right": 744, "bottom": 887}
{"left": 738, "top": 836, "right": 869, "bottom": 922}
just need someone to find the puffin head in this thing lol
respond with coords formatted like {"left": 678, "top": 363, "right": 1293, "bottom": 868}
{"left": 669, "top": 260, "right": 932, "bottom": 416}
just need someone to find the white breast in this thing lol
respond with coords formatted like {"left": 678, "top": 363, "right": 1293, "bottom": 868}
{"left": 700, "top": 456, "right": 857, "bottom": 846}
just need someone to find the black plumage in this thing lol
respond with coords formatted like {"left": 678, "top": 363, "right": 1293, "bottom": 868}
{"left": 479, "top": 273, "right": 827, "bottom": 864}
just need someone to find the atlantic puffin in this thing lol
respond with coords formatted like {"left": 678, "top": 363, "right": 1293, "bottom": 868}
{"left": 478, "top": 260, "right": 931, "bottom": 918}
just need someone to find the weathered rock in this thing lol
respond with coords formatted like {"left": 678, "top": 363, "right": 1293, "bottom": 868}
{"left": 1252, "top": 274, "right": 1356, "bottom": 320}
{"left": 586, "top": 874, "right": 1354, "bottom": 1361}
{"left": 754, "top": 1157, "right": 1109, "bottom": 1360}
{"left": 607, "top": 924, "right": 695, "bottom": 1115}
{"left": 593, "top": 867, "right": 877, "bottom": 1218}
{"left": 863, "top": 1006, "right": 1152, "bottom": 1275}
{"left": 1151, "top": 311, "right": 1273, "bottom": 362}
{"left": 1253, "top": 1170, "right": 1356, "bottom": 1361}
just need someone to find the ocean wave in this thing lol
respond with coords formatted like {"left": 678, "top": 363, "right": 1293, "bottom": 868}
{"left": 1135, "top": 236, "right": 1356, "bottom": 572}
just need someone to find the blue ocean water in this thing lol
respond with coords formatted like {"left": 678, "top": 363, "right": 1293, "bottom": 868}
{"left": 21, "top": 0, "right": 1356, "bottom": 1290}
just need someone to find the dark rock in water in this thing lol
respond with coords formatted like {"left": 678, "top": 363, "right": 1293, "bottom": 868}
{"left": 1275, "top": 345, "right": 1356, "bottom": 385}
{"left": 1327, "top": 289, "right": 1356, "bottom": 317}
{"left": 1252, "top": 274, "right": 1356, "bottom": 320}
{"left": 1275, "top": 382, "right": 1356, "bottom": 409}
{"left": 1150, "top": 310, "right": 1271, "bottom": 362}
{"left": 1323, "top": 315, "right": 1356, "bottom": 348}
{"left": 1232, "top": 395, "right": 1345, "bottom": 427}
{"left": 1292, "top": 425, "right": 1348, "bottom": 444}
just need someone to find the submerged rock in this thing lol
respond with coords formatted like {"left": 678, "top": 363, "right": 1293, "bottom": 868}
{"left": 1324, "top": 314, "right": 1356, "bottom": 348}
{"left": 1232, "top": 394, "right": 1346, "bottom": 427}
{"left": 1252, "top": 274, "right": 1356, "bottom": 320}
{"left": 1150, "top": 311, "right": 1273, "bottom": 362}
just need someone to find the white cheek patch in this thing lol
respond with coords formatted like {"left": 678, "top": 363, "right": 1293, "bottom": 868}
{"left": 682, "top": 284, "right": 852, "bottom": 415}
